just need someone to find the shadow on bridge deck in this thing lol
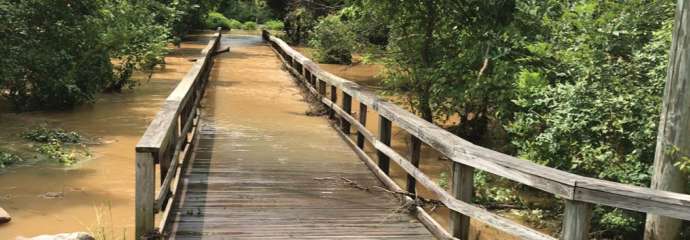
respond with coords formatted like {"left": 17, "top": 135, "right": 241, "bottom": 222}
{"left": 166, "top": 35, "right": 433, "bottom": 239}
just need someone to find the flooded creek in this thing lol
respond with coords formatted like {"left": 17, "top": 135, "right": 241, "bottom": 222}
{"left": 0, "top": 33, "right": 217, "bottom": 239}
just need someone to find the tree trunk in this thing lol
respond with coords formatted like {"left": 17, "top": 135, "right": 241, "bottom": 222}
{"left": 644, "top": 1, "right": 690, "bottom": 239}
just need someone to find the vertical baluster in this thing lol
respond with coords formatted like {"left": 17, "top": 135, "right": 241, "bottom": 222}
{"left": 378, "top": 116, "right": 391, "bottom": 174}
{"left": 356, "top": 103, "right": 368, "bottom": 149}
{"left": 342, "top": 93, "right": 352, "bottom": 134}
{"left": 450, "top": 162, "right": 474, "bottom": 240}
{"left": 561, "top": 200, "right": 593, "bottom": 240}
{"left": 330, "top": 86, "right": 337, "bottom": 119}
{"left": 407, "top": 135, "right": 421, "bottom": 194}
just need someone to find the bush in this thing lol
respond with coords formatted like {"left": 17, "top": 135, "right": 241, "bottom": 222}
{"left": 309, "top": 15, "right": 355, "bottom": 64}
{"left": 205, "top": 12, "right": 232, "bottom": 29}
{"left": 228, "top": 19, "right": 243, "bottom": 30}
{"left": 0, "top": 0, "right": 112, "bottom": 111}
{"left": 99, "top": 0, "right": 170, "bottom": 92}
{"left": 263, "top": 20, "right": 284, "bottom": 30}
{"left": 242, "top": 21, "right": 257, "bottom": 30}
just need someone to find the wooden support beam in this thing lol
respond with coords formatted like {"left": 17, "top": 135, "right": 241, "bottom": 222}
{"left": 450, "top": 162, "right": 474, "bottom": 240}
{"left": 407, "top": 135, "right": 422, "bottom": 194}
{"left": 330, "top": 85, "right": 337, "bottom": 119}
{"left": 357, "top": 103, "right": 368, "bottom": 149}
{"left": 561, "top": 200, "right": 593, "bottom": 240}
{"left": 135, "top": 151, "right": 155, "bottom": 239}
{"left": 342, "top": 93, "right": 352, "bottom": 134}
{"left": 378, "top": 116, "right": 392, "bottom": 174}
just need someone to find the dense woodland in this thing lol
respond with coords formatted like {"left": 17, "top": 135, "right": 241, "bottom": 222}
{"left": 1, "top": 0, "right": 689, "bottom": 239}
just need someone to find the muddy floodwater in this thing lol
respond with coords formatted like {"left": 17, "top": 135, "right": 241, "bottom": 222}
{"left": 1, "top": 31, "right": 553, "bottom": 239}
{"left": 0, "top": 32, "right": 223, "bottom": 238}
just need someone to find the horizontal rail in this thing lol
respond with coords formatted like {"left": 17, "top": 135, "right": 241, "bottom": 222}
{"left": 135, "top": 28, "right": 223, "bottom": 239}
{"left": 263, "top": 29, "right": 690, "bottom": 239}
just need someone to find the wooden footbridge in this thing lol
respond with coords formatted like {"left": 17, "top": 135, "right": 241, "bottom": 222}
{"left": 134, "top": 29, "right": 690, "bottom": 240}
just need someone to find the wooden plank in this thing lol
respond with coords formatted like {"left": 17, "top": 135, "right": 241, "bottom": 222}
{"left": 450, "top": 162, "right": 474, "bottom": 240}
{"left": 331, "top": 126, "right": 456, "bottom": 240}
{"left": 561, "top": 200, "right": 593, "bottom": 240}
{"left": 378, "top": 116, "right": 392, "bottom": 175}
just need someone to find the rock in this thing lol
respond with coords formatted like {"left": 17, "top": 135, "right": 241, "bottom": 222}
{"left": 39, "top": 192, "right": 64, "bottom": 199}
{"left": 0, "top": 207, "right": 10, "bottom": 224}
{"left": 17, "top": 232, "right": 95, "bottom": 240}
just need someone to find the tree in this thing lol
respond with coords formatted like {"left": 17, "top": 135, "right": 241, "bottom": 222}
{"left": 644, "top": 0, "right": 690, "bottom": 239}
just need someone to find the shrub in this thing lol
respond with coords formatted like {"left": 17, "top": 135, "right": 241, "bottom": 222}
{"left": 0, "top": 0, "right": 112, "bottom": 111}
{"left": 228, "top": 19, "right": 243, "bottom": 30}
{"left": 242, "top": 21, "right": 257, "bottom": 30}
{"left": 205, "top": 12, "right": 232, "bottom": 29}
{"left": 309, "top": 15, "right": 355, "bottom": 64}
{"left": 0, "top": 152, "right": 22, "bottom": 168}
{"left": 263, "top": 20, "right": 284, "bottom": 30}
{"left": 99, "top": 0, "right": 170, "bottom": 92}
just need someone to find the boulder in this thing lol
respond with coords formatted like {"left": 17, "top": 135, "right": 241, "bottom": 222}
{"left": 17, "top": 232, "right": 95, "bottom": 240}
{"left": 0, "top": 207, "right": 10, "bottom": 224}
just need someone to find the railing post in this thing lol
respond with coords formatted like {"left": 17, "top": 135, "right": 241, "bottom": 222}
{"left": 330, "top": 86, "right": 337, "bottom": 119}
{"left": 378, "top": 116, "right": 392, "bottom": 174}
{"left": 407, "top": 135, "right": 421, "bottom": 193}
{"left": 450, "top": 162, "right": 474, "bottom": 240}
{"left": 135, "top": 151, "right": 156, "bottom": 239}
{"left": 561, "top": 200, "right": 593, "bottom": 240}
{"left": 357, "top": 103, "right": 368, "bottom": 148}
{"left": 318, "top": 80, "right": 326, "bottom": 97}
{"left": 342, "top": 93, "right": 352, "bottom": 134}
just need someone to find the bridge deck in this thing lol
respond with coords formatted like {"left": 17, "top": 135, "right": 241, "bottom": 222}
{"left": 166, "top": 35, "right": 433, "bottom": 239}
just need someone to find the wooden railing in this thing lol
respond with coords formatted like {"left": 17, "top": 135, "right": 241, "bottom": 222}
{"left": 262, "top": 30, "right": 690, "bottom": 240}
{"left": 135, "top": 29, "right": 222, "bottom": 239}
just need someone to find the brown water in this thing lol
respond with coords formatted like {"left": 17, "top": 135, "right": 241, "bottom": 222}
{"left": 0, "top": 33, "right": 218, "bottom": 239}
{"left": 0, "top": 31, "right": 553, "bottom": 239}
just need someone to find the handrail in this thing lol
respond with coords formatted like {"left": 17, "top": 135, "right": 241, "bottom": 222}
{"left": 135, "top": 28, "right": 223, "bottom": 239}
{"left": 262, "top": 29, "right": 690, "bottom": 240}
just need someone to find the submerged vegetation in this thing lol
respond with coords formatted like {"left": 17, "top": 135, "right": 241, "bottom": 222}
{"left": 21, "top": 125, "right": 88, "bottom": 165}
{"left": 0, "top": 152, "right": 22, "bottom": 168}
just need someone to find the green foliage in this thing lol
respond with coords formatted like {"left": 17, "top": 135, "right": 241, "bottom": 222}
{"left": 0, "top": 0, "right": 201, "bottom": 110}
{"left": 99, "top": 0, "right": 171, "bottom": 92}
{"left": 0, "top": 0, "right": 112, "bottom": 111}
{"left": 309, "top": 15, "right": 355, "bottom": 64}
{"left": 437, "top": 172, "right": 448, "bottom": 189}
{"left": 228, "top": 19, "right": 243, "bottom": 29}
{"left": 217, "top": 0, "right": 274, "bottom": 23}
{"left": 505, "top": 1, "right": 674, "bottom": 237}
{"left": 263, "top": 20, "right": 284, "bottom": 30}
{"left": 36, "top": 140, "right": 77, "bottom": 165}
{"left": 23, "top": 125, "right": 87, "bottom": 165}
{"left": 242, "top": 21, "right": 257, "bottom": 30}
{"left": 205, "top": 11, "right": 233, "bottom": 29}
{"left": 22, "top": 125, "right": 82, "bottom": 144}
{"left": 0, "top": 152, "right": 23, "bottom": 168}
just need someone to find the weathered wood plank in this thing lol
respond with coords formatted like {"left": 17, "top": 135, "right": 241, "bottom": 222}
{"left": 450, "top": 162, "right": 474, "bottom": 240}
{"left": 561, "top": 200, "right": 593, "bottom": 240}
